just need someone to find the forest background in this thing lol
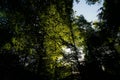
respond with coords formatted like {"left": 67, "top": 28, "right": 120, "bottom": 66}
{"left": 0, "top": 0, "right": 120, "bottom": 80}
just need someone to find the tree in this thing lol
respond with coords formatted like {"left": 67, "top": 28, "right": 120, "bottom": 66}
{"left": 2, "top": 0, "right": 120, "bottom": 80}
{"left": 83, "top": 0, "right": 120, "bottom": 80}
{"left": 0, "top": 0, "right": 80, "bottom": 80}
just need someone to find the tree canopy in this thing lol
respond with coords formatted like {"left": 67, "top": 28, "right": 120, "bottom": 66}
{"left": 0, "top": 0, "right": 120, "bottom": 80}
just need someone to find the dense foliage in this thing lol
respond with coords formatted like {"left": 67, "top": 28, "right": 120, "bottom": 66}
{"left": 0, "top": 0, "right": 120, "bottom": 80}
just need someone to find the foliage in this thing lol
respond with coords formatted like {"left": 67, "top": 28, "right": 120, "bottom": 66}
{"left": 0, "top": 0, "right": 120, "bottom": 80}
{"left": 0, "top": 0, "right": 78, "bottom": 80}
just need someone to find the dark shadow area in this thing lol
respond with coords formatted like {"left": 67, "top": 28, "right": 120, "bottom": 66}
{"left": 0, "top": 51, "right": 40, "bottom": 80}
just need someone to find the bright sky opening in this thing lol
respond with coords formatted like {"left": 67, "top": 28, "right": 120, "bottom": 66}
{"left": 73, "top": 0, "right": 103, "bottom": 22}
